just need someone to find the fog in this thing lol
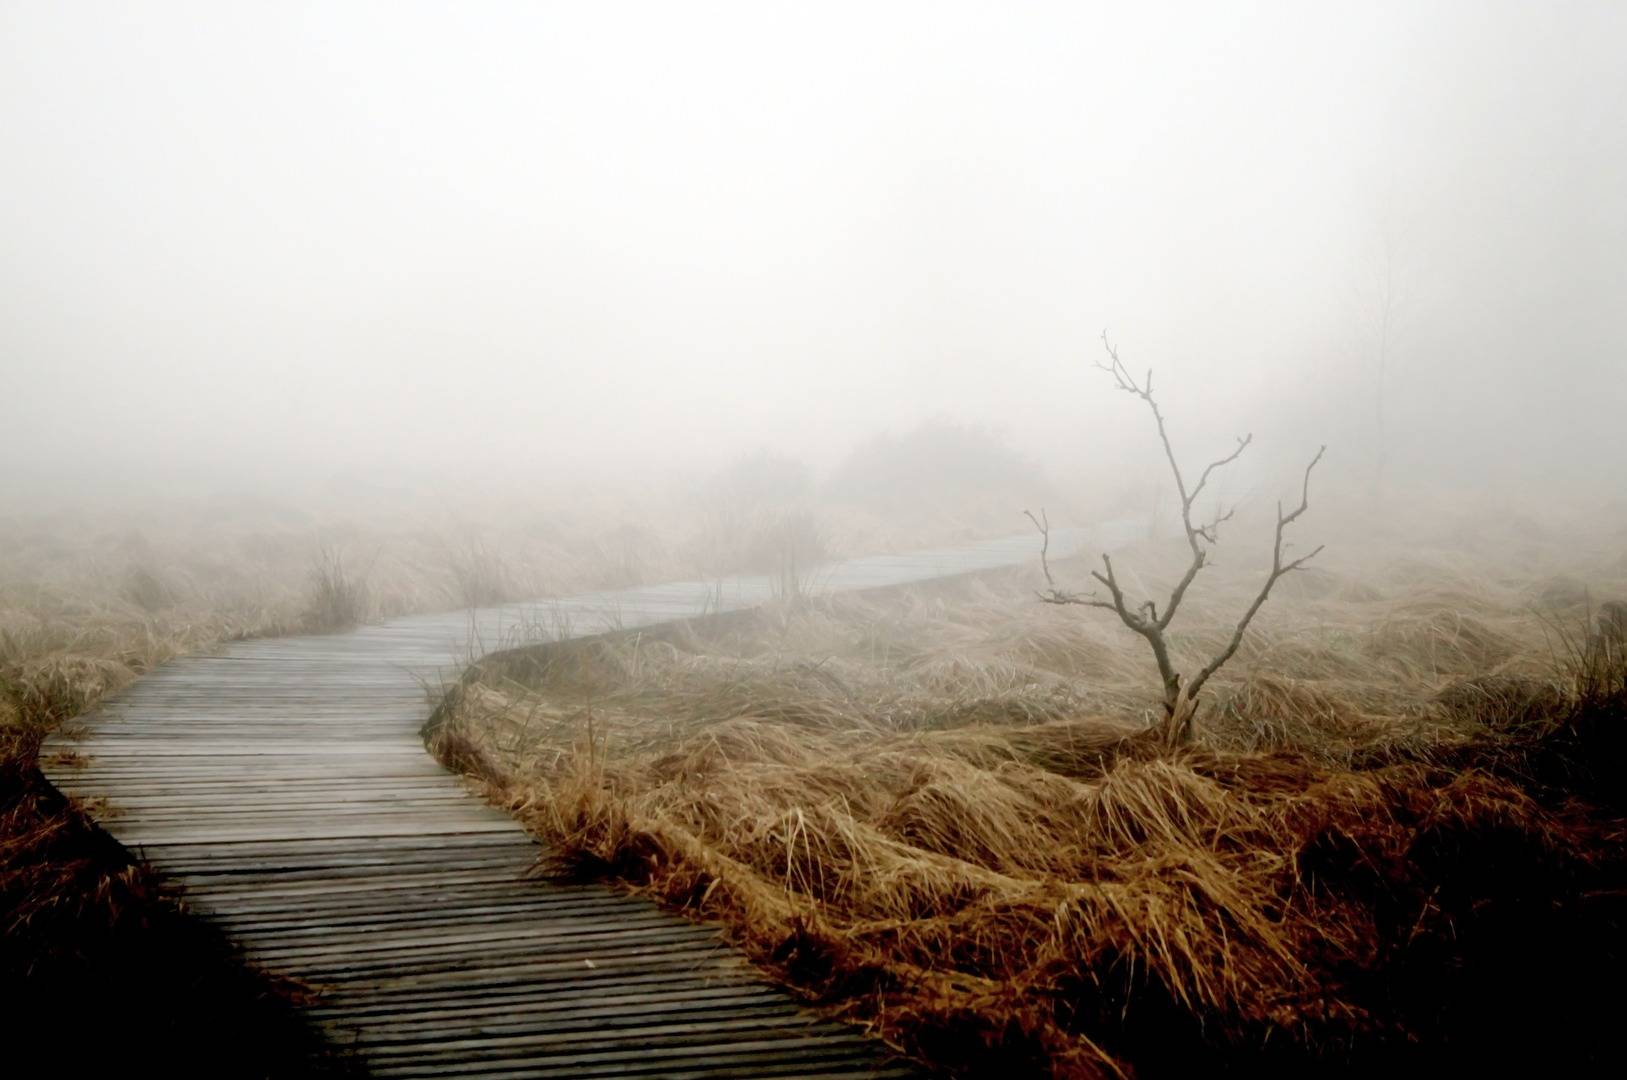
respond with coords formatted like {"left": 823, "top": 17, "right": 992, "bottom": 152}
{"left": 3, "top": 1, "right": 1624, "bottom": 520}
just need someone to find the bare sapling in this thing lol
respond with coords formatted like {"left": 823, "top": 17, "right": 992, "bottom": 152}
{"left": 1027, "top": 333, "right": 1327, "bottom": 744}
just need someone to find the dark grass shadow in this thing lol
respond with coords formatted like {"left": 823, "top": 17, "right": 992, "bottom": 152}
{"left": 2, "top": 743, "right": 359, "bottom": 1078}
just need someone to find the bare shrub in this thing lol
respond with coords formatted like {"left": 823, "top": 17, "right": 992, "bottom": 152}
{"left": 1030, "top": 334, "right": 1326, "bottom": 744}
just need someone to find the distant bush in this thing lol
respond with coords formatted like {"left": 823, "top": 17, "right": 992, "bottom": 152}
{"left": 752, "top": 510, "right": 827, "bottom": 605}
{"left": 690, "top": 450, "right": 821, "bottom": 578}
{"left": 122, "top": 565, "right": 176, "bottom": 613}
{"left": 825, "top": 420, "right": 1049, "bottom": 512}
{"left": 301, "top": 546, "right": 369, "bottom": 632}
{"left": 591, "top": 524, "right": 667, "bottom": 590}
{"left": 704, "top": 449, "right": 813, "bottom": 509}
{"left": 449, "top": 540, "right": 514, "bottom": 608}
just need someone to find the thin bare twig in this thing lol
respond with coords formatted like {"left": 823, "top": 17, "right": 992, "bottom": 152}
{"left": 1186, "top": 445, "right": 1326, "bottom": 704}
{"left": 1025, "top": 507, "right": 1119, "bottom": 611}
{"left": 1023, "top": 508, "right": 1055, "bottom": 591}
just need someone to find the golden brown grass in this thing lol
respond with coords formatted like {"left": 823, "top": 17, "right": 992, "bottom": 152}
{"left": 432, "top": 525, "right": 1627, "bottom": 1076}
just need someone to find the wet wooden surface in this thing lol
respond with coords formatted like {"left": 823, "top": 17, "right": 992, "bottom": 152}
{"left": 41, "top": 523, "right": 1137, "bottom": 1077}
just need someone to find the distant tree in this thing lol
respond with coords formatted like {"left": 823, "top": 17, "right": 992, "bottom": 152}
{"left": 1027, "top": 334, "right": 1326, "bottom": 745}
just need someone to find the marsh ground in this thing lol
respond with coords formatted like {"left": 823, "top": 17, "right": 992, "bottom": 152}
{"left": 435, "top": 508, "right": 1627, "bottom": 1076}
{"left": 5, "top": 481, "right": 1625, "bottom": 1076}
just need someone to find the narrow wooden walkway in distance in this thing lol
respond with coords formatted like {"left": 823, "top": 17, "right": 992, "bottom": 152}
{"left": 42, "top": 524, "right": 1135, "bottom": 1077}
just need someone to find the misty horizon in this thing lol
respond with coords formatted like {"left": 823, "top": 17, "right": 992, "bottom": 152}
{"left": 4, "top": 2, "right": 1625, "bottom": 516}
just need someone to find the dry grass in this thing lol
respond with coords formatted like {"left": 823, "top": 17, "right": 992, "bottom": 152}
{"left": 433, "top": 525, "right": 1627, "bottom": 1076}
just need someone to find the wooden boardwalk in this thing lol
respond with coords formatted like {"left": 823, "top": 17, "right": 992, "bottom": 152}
{"left": 41, "top": 524, "right": 1135, "bottom": 1077}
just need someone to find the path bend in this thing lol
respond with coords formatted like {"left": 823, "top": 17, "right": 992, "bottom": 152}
{"left": 41, "top": 523, "right": 1135, "bottom": 1077}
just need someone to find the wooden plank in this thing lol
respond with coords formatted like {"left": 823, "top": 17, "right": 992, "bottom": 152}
{"left": 361, "top": 1033, "right": 888, "bottom": 1075}
{"left": 247, "top": 920, "right": 724, "bottom": 966}
{"left": 307, "top": 982, "right": 781, "bottom": 1023}
{"left": 213, "top": 903, "right": 691, "bottom": 937}
{"left": 316, "top": 948, "right": 753, "bottom": 997}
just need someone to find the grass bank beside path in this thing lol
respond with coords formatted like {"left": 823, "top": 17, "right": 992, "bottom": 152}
{"left": 433, "top": 527, "right": 1627, "bottom": 1077}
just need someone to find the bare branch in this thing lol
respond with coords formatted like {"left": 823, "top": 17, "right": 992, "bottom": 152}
{"left": 1093, "top": 333, "right": 1256, "bottom": 636}
{"left": 1189, "top": 435, "right": 1252, "bottom": 509}
{"left": 1195, "top": 504, "right": 1237, "bottom": 546}
{"left": 1088, "top": 554, "right": 1140, "bottom": 624}
{"left": 1027, "top": 507, "right": 1121, "bottom": 609}
{"left": 1099, "top": 333, "right": 1191, "bottom": 513}
{"left": 1280, "top": 445, "right": 1326, "bottom": 529}
{"left": 1157, "top": 558, "right": 1205, "bottom": 632}
{"left": 1023, "top": 508, "right": 1055, "bottom": 590}
{"left": 1039, "top": 592, "right": 1120, "bottom": 611}
{"left": 1186, "top": 446, "right": 1327, "bottom": 703}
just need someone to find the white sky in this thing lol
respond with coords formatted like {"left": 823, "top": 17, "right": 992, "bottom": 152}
{"left": 3, "top": 1, "right": 1624, "bottom": 505}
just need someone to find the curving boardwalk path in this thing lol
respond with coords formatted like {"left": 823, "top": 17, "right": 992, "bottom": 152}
{"left": 42, "top": 523, "right": 1135, "bottom": 1077}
